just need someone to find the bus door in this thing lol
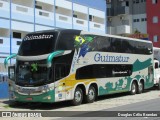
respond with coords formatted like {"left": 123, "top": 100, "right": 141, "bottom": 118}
{"left": 8, "top": 66, "right": 16, "bottom": 100}
{"left": 54, "top": 63, "right": 67, "bottom": 101}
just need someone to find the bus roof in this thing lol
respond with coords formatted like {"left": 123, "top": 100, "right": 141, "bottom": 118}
{"left": 25, "top": 29, "right": 152, "bottom": 44}
{"left": 81, "top": 31, "right": 152, "bottom": 44}
{"left": 26, "top": 29, "right": 81, "bottom": 35}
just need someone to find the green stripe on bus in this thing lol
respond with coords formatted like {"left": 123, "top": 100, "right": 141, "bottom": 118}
{"left": 14, "top": 90, "right": 55, "bottom": 103}
{"left": 133, "top": 58, "right": 152, "bottom": 72}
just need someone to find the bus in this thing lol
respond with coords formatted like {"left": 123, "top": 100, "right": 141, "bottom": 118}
{"left": 153, "top": 47, "right": 160, "bottom": 89}
{"left": 5, "top": 29, "right": 154, "bottom": 105}
{"left": 153, "top": 47, "right": 160, "bottom": 62}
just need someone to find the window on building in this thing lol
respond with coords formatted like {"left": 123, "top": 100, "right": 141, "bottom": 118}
{"left": 126, "top": 1, "right": 129, "bottom": 6}
{"left": 107, "top": 0, "right": 111, "bottom": 3}
{"left": 89, "top": 15, "right": 92, "bottom": 21}
{"left": 133, "top": 0, "right": 136, "bottom": 3}
{"left": 141, "top": 18, "right": 145, "bottom": 22}
{"left": 73, "top": 14, "right": 77, "bottom": 18}
{"left": 0, "top": 2, "right": 3, "bottom": 7}
{"left": 136, "top": 0, "right": 139, "bottom": 3}
{"left": 142, "top": 0, "right": 146, "bottom": 2}
{"left": 141, "top": 0, "right": 146, "bottom": 2}
{"left": 13, "top": 32, "right": 21, "bottom": 39}
{"left": 55, "top": 6, "right": 58, "bottom": 9}
{"left": 0, "top": 39, "right": 3, "bottom": 44}
{"left": 145, "top": 18, "right": 147, "bottom": 21}
{"left": 35, "top": 5, "right": 42, "bottom": 9}
{"left": 153, "top": 35, "right": 158, "bottom": 42}
{"left": 39, "top": 11, "right": 42, "bottom": 15}
{"left": 133, "top": 19, "right": 140, "bottom": 22}
{"left": 17, "top": 41, "right": 21, "bottom": 45}
{"left": 152, "top": 0, "right": 158, "bottom": 4}
{"left": 153, "top": 16, "right": 158, "bottom": 23}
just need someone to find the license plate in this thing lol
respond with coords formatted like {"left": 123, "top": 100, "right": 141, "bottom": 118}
{"left": 26, "top": 97, "right": 32, "bottom": 100}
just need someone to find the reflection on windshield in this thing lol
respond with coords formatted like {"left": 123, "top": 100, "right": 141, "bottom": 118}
{"left": 16, "top": 62, "right": 50, "bottom": 86}
{"left": 18, "top": 32, "right": 58, "bottom": 56}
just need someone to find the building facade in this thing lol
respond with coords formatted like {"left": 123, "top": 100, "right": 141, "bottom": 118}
{"left": 0, "top": 0, "right": 106, "bottom": 64}
{"left": 147, "top": 0, "right": 160, "bottom": 47}
{"left": 107, "top": 0, "right": 147, "bottom": 36}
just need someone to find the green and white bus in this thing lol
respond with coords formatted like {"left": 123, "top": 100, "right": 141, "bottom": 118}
{"left": 5, "top": 29, "right": 154, "bottom": 105}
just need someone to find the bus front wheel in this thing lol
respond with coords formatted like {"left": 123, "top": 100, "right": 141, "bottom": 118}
{"left": 85, "top": 86, "right": 96, "bottom": 103}
{"left": 130, "top": 81, "right": 137, "bottom": 95}
{"left": 71, "top": 87, "right": 83, "bottom": 106}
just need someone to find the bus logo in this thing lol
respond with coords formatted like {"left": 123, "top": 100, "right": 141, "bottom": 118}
{"left": 31, "top": 63, "right": 38, "bottom": 72}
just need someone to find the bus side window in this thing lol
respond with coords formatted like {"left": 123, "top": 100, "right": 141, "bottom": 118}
{"left": 55, "top": 64, "right": 66, "bottom": 81}
{"left": 110, "top": 38, "right": 122, "bottom": 53}
{"left": 56, "top": 31, "right": 80, "bottom": 50}
{"left": 155, "top": 62, "right": 159, "bottom": 69}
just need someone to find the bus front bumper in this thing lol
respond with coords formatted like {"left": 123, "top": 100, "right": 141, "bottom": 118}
{"left": 13, "top": 90, "right": 55, "bottom": 103}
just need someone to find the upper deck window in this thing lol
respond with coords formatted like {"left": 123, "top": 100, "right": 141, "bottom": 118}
{"left": 18, "top": 32, "right": 58, "bottom": 56}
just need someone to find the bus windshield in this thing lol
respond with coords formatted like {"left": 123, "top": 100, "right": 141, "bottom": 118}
{"left": 18, "top": 32, "right": 58, "bottom": 56}
{"left": 16, "top": 60, "right": 52, "bottom": 87}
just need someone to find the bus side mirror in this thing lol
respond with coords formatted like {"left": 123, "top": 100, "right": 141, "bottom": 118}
{"left": 8, "top": 66, "right": 15, "bottom": 81}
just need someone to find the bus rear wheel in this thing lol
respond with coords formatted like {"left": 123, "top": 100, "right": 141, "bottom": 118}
{"left": 130, "top": 81, "right": 137, "bottom": 95}
{"left": 157, "top": 79, "right": 160, "bottom": 90}
{"left": 137, "top": 81, "right": 143, "bottom": 94}
{"left": 71, "top": 87, "right": 83, "bottom": 106}
{"left": 85, "top": 86, "right": 96, "bottom": 103}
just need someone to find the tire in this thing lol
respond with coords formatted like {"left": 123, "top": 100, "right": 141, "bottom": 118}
{"left": 130, "top": 81, "right": 137, "bottom": 95}
{"left": 71, "top": 87, "right": 83, "bottom": 106}
{"left": 157, "top": 79, "right": 160, "bottom": 90}
{"left": 85, "top": 86, "right": 96, "bottom": 103}
{"left": 137, "top": 81, "right": 143, "bottom": 94}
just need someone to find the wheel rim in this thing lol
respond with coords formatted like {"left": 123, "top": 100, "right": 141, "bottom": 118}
{"left": 139, "top": 82, "right": 143, "bottom": 91}
{"left": 75, "top": 91, "right": 82, "bottom": 102}
{"left": 132, "top": 84, "right": 136, "bottom": 93}
{"left": 88, "top": 89, "right": 95, "bottom": 100}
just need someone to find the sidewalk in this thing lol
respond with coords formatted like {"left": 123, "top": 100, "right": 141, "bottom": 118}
{"left": 0, "top": 99, "right": 9, "bottom": 110}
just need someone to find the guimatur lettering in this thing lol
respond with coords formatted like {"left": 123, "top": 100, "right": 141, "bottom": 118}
{"left": 94, "top": 53, "right": 129, "bottom": 62}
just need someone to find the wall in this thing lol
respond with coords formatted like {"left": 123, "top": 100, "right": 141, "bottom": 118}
{"left": 147, "top": 0, "right": 160, "bottom": 47}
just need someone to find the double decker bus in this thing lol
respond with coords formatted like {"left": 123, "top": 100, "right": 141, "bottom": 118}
{"left": 5, "top": 29, "right": 154, "bottom": 105}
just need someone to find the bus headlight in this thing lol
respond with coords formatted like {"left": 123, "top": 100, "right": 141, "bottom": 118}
{"left": 43, "top": 95, "right": 51, "bottom": 100}
{"left": 42, "top": 90, "right": 46, "bottom": 93}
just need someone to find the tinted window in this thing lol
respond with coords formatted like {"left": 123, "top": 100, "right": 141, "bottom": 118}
{"left": 18, "top": 32, "right": 57, "bottom": 56}
{"left": 53, "top": 51, "right": 74, "bottom": 81}
{"left": 56, "top": 31, "right": 80, "bottom": 50}
{"left": 55, "top": 64, "right": 66, "bottom": 81}
{"left": 155, "top": 62, "right": 159, "bottom": 69}
{"left": 121, "top": 39, "right": 132, "bottom": 53}
{"left": 110, "top": 38, "right": 122, "bottom": 52}
{"left": 83, "top": 35, "right": 152, "bottom": 55}
{"left": 76, "top": 64, "right": 132, "bottom": 80}
{"left": 90, "top": 36, "right": 111, "bottom": 52}
{"left": 87, "top": 36, "right": 121, "bottom": 53}
{"left": 122, "top": 40, "right": 152, "bottom": 54}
